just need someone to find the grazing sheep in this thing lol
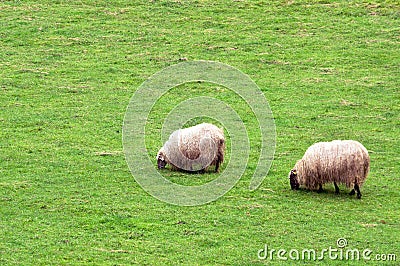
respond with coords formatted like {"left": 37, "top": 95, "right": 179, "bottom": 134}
{"left": 289, "top": 140, "right": 370, "bottom": 199}
{"left": 157, "top": 123, "right": 225, "bottom": 172}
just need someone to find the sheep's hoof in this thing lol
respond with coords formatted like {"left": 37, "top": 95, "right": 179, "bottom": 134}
{"left": 334, "top": 183, "right": 340, "bottom": 194}
{"left": 349, "top": 189, "right": 355, "bottom": 196}
{"left": 357, "top": 194, "right": 362, "bottom": 199}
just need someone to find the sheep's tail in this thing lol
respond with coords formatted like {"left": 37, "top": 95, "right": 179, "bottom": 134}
{"left": 218, "top": 138, "right": 225, "bottom": 163}
{"left": 350, "top": 140, "right": 370, "bottom": 187}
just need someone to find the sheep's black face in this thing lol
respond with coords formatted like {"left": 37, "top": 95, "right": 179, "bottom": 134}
{"left": 289, "top": 169, "right": 300, "bottom": 190}
{"left": 158, "top": 158, "right": 167, "bottom": 169}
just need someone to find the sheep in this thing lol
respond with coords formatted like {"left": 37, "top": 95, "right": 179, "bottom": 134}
{"left": 289, "top": 140, "right": 370, "bottom": 199}
{"left": 157, "top": 123, "right": 225, "bottom": 173}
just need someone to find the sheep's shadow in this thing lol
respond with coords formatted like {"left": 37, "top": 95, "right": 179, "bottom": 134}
{"left": 157, "top": 165, "right": 221, "bottom": 186}
{"left": 292, "top": 186, "right": 362, "bottom": 199}
{"left": 157, "top": 164, "right": 222, "bottom": 174}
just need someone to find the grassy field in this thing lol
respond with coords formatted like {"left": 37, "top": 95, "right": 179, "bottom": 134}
{"left": 1, "top": 0, "right": 399, "bottom": 265}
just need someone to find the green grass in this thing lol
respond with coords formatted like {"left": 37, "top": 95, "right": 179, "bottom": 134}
{"left": 1, "top": 0, "right": 399, "bottom": 265}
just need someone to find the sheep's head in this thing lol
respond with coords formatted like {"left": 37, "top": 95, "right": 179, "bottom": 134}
{"left": 157, "top": 150, "right": 167, "bottom": 169}
{"left": 289, "top": 169, "right": 300, "bottom": 190}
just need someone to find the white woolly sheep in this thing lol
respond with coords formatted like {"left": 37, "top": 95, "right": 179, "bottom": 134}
{"left": 289, "top": 140, "right": 370, "bottom": 199}
{"left": 157, "top": 123, "right": 225, "bottom": 172}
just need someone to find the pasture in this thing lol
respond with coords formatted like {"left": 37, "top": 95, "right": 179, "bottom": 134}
{"left": 1, "top": 0, "right": 399, "bottom": 265}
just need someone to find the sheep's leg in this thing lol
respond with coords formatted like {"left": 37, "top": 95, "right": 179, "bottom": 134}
{"left": 317, "top": 184, "right": 323, "bottom": 193}
{"left": 354, "top": 183, "right": 362, "bottom": 199}
{"left": 349, "top": 189, "right": 355, "bottom": 196}
{"left": 215, "top": 159, "right": 220, "bottom": 173}
{"left": 334, "top": 182, "right": 340, "bottom": 194}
